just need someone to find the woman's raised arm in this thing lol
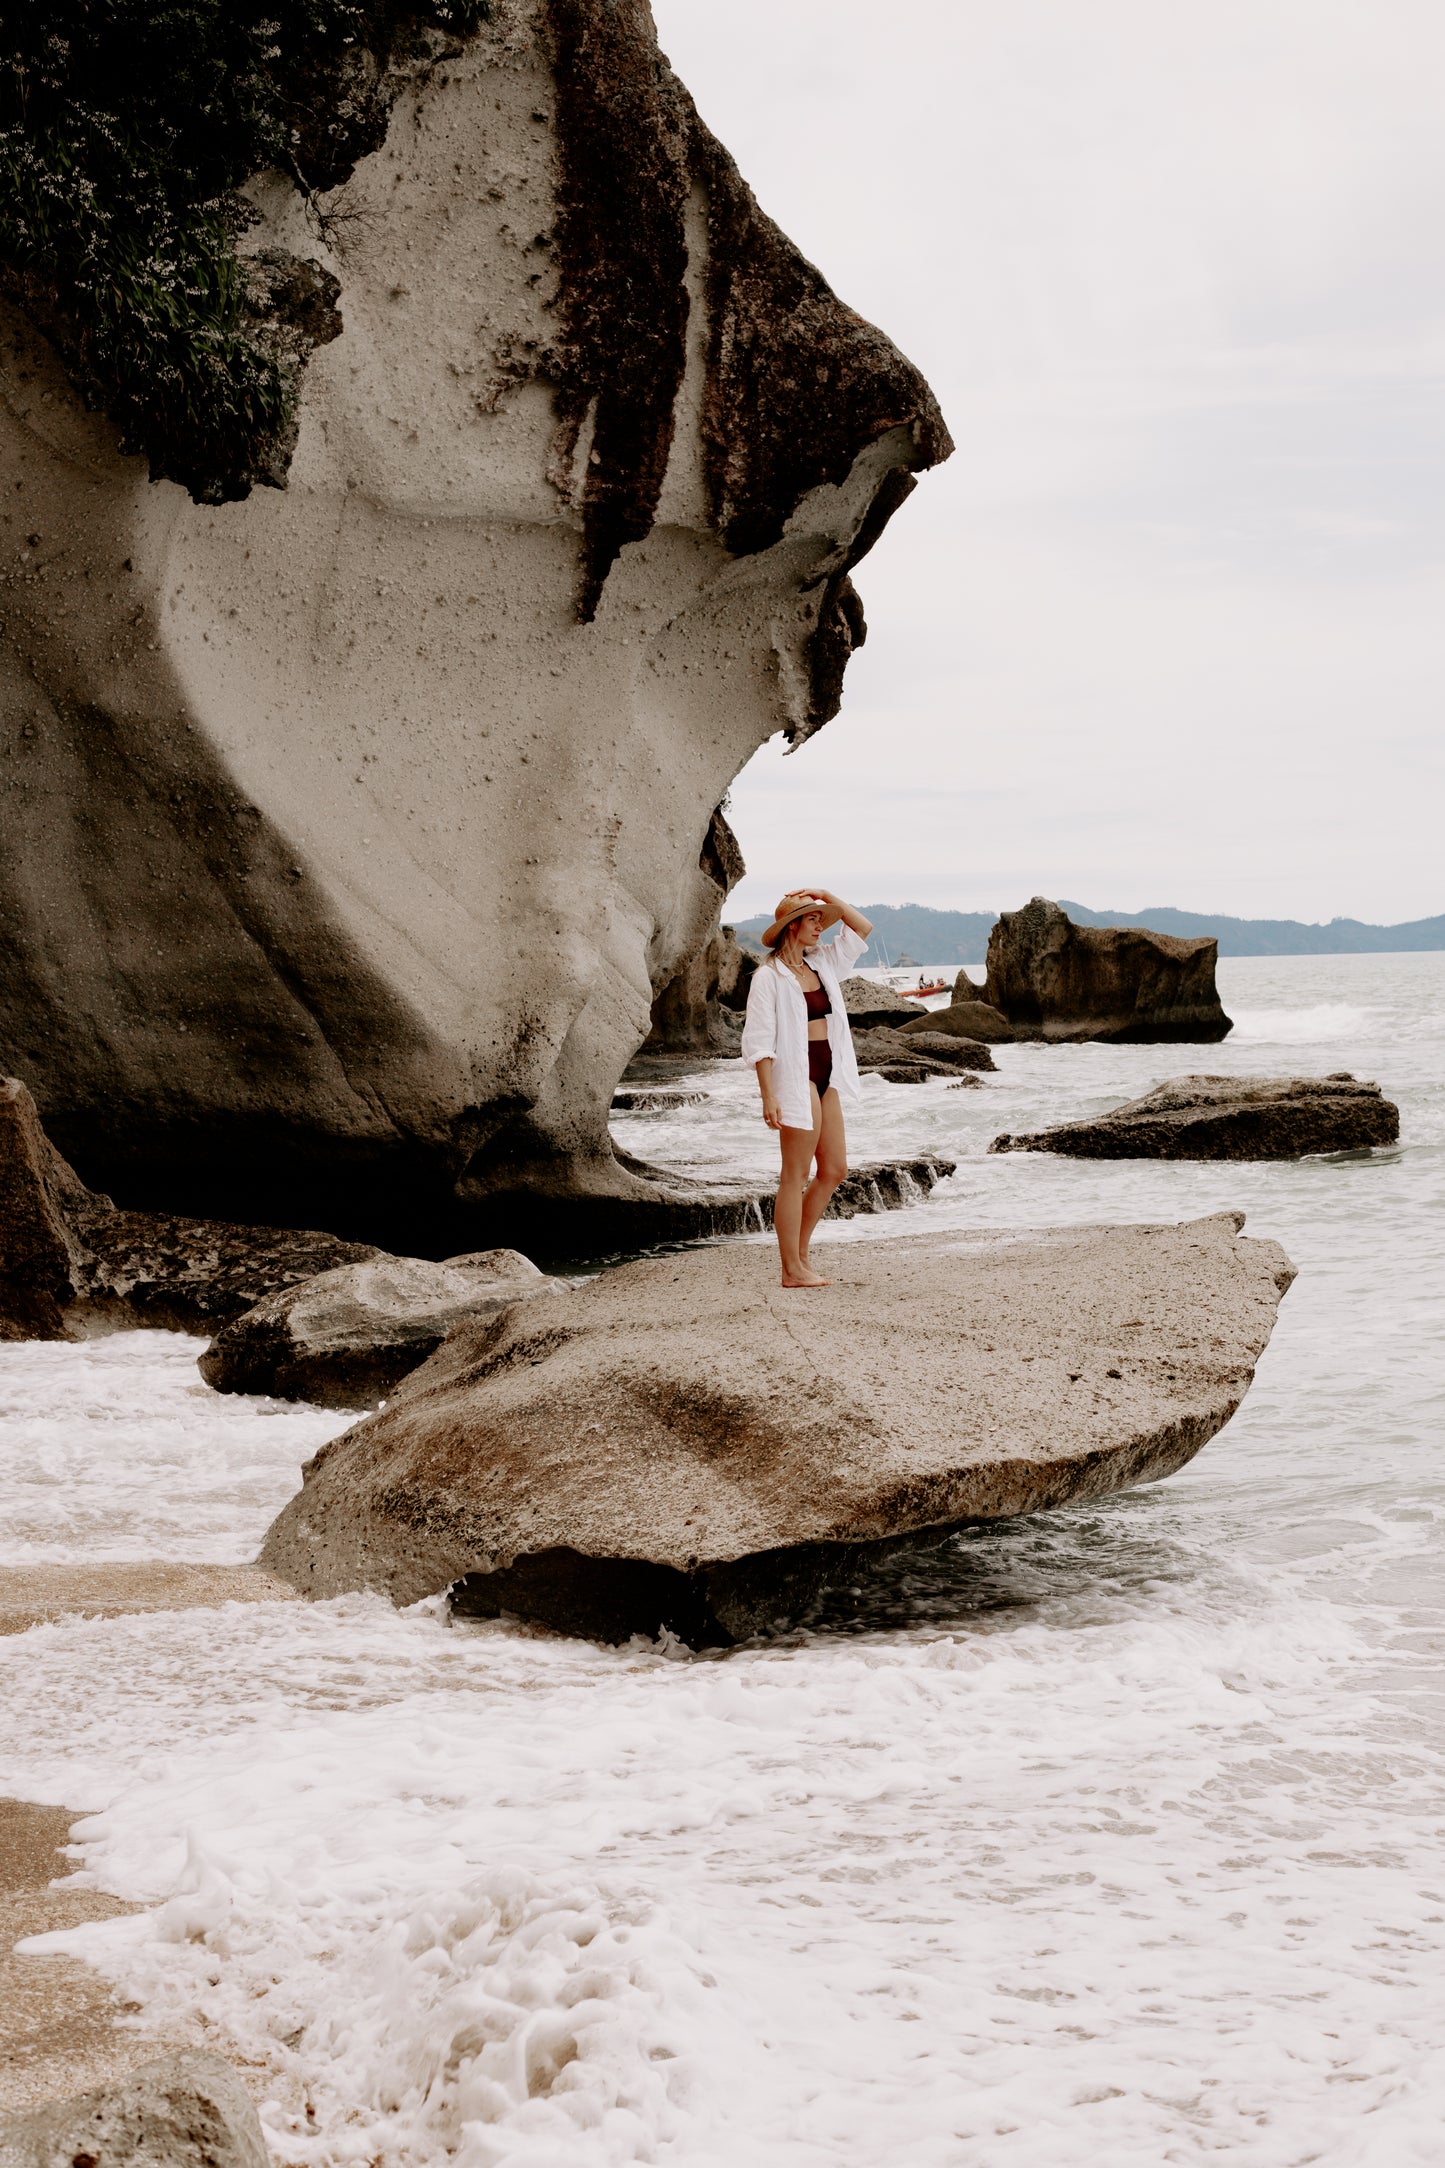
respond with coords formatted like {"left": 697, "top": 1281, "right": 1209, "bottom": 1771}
{"left": 800, "top": 889, "right": 872, "bottom": 940}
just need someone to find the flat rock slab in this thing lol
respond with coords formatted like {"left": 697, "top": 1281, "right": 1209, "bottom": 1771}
{"left": 992, "top": 1073, "right": 1399, "bottom": 1160}
{"left": 851, "top": 1029, "right": 994, "bottom": 1079}
{"left": 261, "top": 1212, "right": 1295, "bottom": 1646}
{"left": 199, "top": 1250, "right": 565, "bottom": 1409}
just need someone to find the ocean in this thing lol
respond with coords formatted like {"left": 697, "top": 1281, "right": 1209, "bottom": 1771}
{"left": 2, "top": 949, "right": 1441, "bottom": 2165}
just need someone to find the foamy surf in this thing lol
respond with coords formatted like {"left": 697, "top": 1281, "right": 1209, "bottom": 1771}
{"left": 1, "top": 949, "right": 1441, "bottom": 2164}
{"left": 1228, "top": 1001, "right": 1369, "bottom": 1043}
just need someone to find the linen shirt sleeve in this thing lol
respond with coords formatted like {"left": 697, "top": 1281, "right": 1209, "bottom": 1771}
{"left": 739, "top": 961, "right": 778, "bottom": 1067}
{"left": 825, "top": 924, "right": 867, "bottom": 973}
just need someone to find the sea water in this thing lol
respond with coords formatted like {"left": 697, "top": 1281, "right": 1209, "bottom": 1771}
{"left": 1, "top": 951, "right": 1441, "bottom": 2165}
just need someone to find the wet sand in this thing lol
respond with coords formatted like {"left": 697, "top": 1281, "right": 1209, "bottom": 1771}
{"left": 0, "top": 1564, "right": 296, "bottom": 1639}
{"left": 0, "top": 1565, "right": 294, "bottom": 2116}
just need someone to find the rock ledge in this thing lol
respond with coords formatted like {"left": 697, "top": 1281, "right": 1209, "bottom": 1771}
{"left": 260, "top": 1211, "right": 1295, "bottom": 1644}
{"left": 992, "top": 1073, "right": 1399, "bottom": 1159}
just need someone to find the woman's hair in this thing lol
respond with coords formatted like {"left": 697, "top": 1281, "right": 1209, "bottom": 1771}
{"left": 769, "top": 914, "right": 818, "bottom": 971}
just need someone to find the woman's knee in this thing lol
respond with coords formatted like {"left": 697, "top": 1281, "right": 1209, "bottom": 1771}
{"left": 814, "top": 1149, "right": 848, "bottom": 1188}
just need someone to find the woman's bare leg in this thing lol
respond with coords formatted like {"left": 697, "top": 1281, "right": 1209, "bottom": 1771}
{"left": 775, "top": 1090, "right": 829, "bottom": 1286}
{"left": 799, "top": 1089, "right": 847, "bottom": 1269}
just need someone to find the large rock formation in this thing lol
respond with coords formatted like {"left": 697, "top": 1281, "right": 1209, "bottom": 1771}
{"left": 983, "top": 899, "right": 1232, "bottom": 1043}
{"left": 199, "top": 1248, "right": 564, "bottom": 1407}
{"left": 0, "top": 1, "right": 949, "bottom": 1257}
{"left": 641, "top": 916, "right": 754, "bottom": 1057}
{"left": 0, "top": 1075, "right": 374, "bottom": 1337}
{"left": 0, "top": 2053, "right": 268, "bottom": 2168}
{"left": 992, "top": 1073, "right": 1399, "bottom": 1160}
{"left": 260, "top": 1211, "right": 1296, "bottom": 1644}
{"left": 1, "top": 1072, "right": 956, "bottom": 1324}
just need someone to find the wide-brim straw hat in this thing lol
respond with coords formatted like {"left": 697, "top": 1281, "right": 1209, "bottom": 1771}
{"left": 760, "top": 894, "right": 825, "bottom": 949}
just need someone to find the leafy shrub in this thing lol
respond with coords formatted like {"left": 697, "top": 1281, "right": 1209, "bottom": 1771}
{"left": 0, "top": 0, "right": 486, "bottom": 500}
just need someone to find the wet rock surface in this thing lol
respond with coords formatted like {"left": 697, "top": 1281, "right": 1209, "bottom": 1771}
{"left": 837, "top": 976, "right": 923, "bottom": 1031}
{"left": 852, "top": 1029, "right": 995, "bottom": 1080}
{"left": 992, "top": 1073, "right": 1399, "bottom": 1160}
{"left": 0, "top": 0, "right": 948, "bottom": 1257}
{"left": 260, "top": 1212, "right": 1295, "bottom": 1646}
{"left": 983, "top": 898, "right": 1232, "bottom": 1043}
{"left": 0, "top": 2053, "right": 267, "bottom": 2168}
{"left": 1, "top": 1078, "right": 373, "bottom": 1339}
{"left": 511, "top": 1151, "right": 957, "bottom": 1259}
{"left": 199, "top": 1250, "right": 565, "bottom": 1409}
{"left": 903, "top": 999, "right": 1017, "bottom": 1044}
{"left": 610, "top": 1089, "right": 710, "bottom": 1114}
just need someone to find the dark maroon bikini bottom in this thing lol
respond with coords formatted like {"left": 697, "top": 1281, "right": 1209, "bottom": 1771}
{"left": 808, "top": 1038, "right": 834, "bottom": 1096}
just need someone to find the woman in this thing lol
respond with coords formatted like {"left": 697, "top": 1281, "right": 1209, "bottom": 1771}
{"left": 740, "top": 888, "right": 874, "bottom": 1288}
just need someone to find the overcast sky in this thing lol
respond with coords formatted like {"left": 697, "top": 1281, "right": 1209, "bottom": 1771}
{"left": 651, "top": 0, "right": 1444, "bottom": 924}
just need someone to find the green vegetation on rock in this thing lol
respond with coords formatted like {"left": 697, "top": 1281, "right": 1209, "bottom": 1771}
{"left": 0, "top": 0, "right": 486, "bottom": 501}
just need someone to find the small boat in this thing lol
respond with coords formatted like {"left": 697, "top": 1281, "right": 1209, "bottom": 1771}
{"left": 902, "top": 979, "right": 949, "bottom": 1001}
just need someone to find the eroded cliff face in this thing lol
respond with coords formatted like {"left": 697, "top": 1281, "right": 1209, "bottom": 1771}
{"left": 0, "top": 0, "right": 949, "bottom": 1251}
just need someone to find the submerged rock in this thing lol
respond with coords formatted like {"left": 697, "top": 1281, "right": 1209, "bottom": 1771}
{"left": 199, "top": 1250, "right": 564, "bottom": 1408}
{"left": 0, "top": 1, "right": 949, "bottom": 1258}
{"left": 259, "top": 1212, "right": 1295, "bottom": 1645}
{"left": 991, "top": 1073, "right": 1399, "bottom": 1160}
{"left": 1, "top": 1076, "right": 374, "bottom": 1338}
{"left": 0, "top": 2051, "right": 268, "bottom": 2168}
{"left": 983, "top": 898, "right": 1232, "bottom": 1043}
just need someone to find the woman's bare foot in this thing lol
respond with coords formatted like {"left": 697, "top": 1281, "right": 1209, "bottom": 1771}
{"left": 781, "top": 1269, "right": 831, "bottom": 1288}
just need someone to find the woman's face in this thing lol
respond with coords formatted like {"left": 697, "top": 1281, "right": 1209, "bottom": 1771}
{"left": 792, "top": 910, "right": 825, "bottom": 948}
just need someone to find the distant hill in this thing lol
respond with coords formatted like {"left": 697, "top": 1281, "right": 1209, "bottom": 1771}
{"left": 730, "top": 901, "right": 1445, "bottom": 966}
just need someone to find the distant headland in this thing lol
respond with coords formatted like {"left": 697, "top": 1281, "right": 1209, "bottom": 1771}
{"left": 732, "top": 902, "right": 1445, "bottom": 967}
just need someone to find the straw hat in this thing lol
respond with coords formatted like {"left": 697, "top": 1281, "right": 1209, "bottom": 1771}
{"left": 760, "top": 893, "right": 825, "bottom": 949}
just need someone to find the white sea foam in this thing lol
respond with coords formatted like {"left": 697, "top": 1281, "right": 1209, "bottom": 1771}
{"left": 1, "top": 950, "right": 1442, "bottom": 2164}
{"left": 1228, "top": 1001, "right": 1369, "bottom": 1043}
{"left": 0, "top": 1332, "right": 351, "bottom": 1565}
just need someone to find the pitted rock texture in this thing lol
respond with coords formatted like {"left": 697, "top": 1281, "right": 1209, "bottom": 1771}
{"left": 983, "top": 898, "right": 1232, "bottom": 1044}
{"left": 199, "top": 1248, "right": 563, "bottom": 1408}
{"left": 0, "top": 1077, "right": 374, "bottom": 1338}
{"left": 0, "top": 2052, "right": 267, "bottom": 2168}
{"left": 260, "top": 1211, "right": 1295, "bottom": 1644}
{"left": 991, "top": 1073, "right": 1399, "bottom": 1161}
{"left": 0, "top": 0, "right": 949, "bottom": 1258}
{"left": 642, "top": 821, "right": 754, "bottom": 1055}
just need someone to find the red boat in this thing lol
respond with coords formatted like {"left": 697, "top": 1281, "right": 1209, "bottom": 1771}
{"left": 901, "top": 980, "right": 949, "bottom": 1000}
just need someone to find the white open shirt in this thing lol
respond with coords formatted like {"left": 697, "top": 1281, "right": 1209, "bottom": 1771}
{"left": 738, "top": 924, "right": 868, "bottom": 1130}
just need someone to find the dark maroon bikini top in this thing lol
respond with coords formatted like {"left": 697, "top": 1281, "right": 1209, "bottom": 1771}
{"left": 803, "top": 984, "right": 832, "bottom": 1020}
